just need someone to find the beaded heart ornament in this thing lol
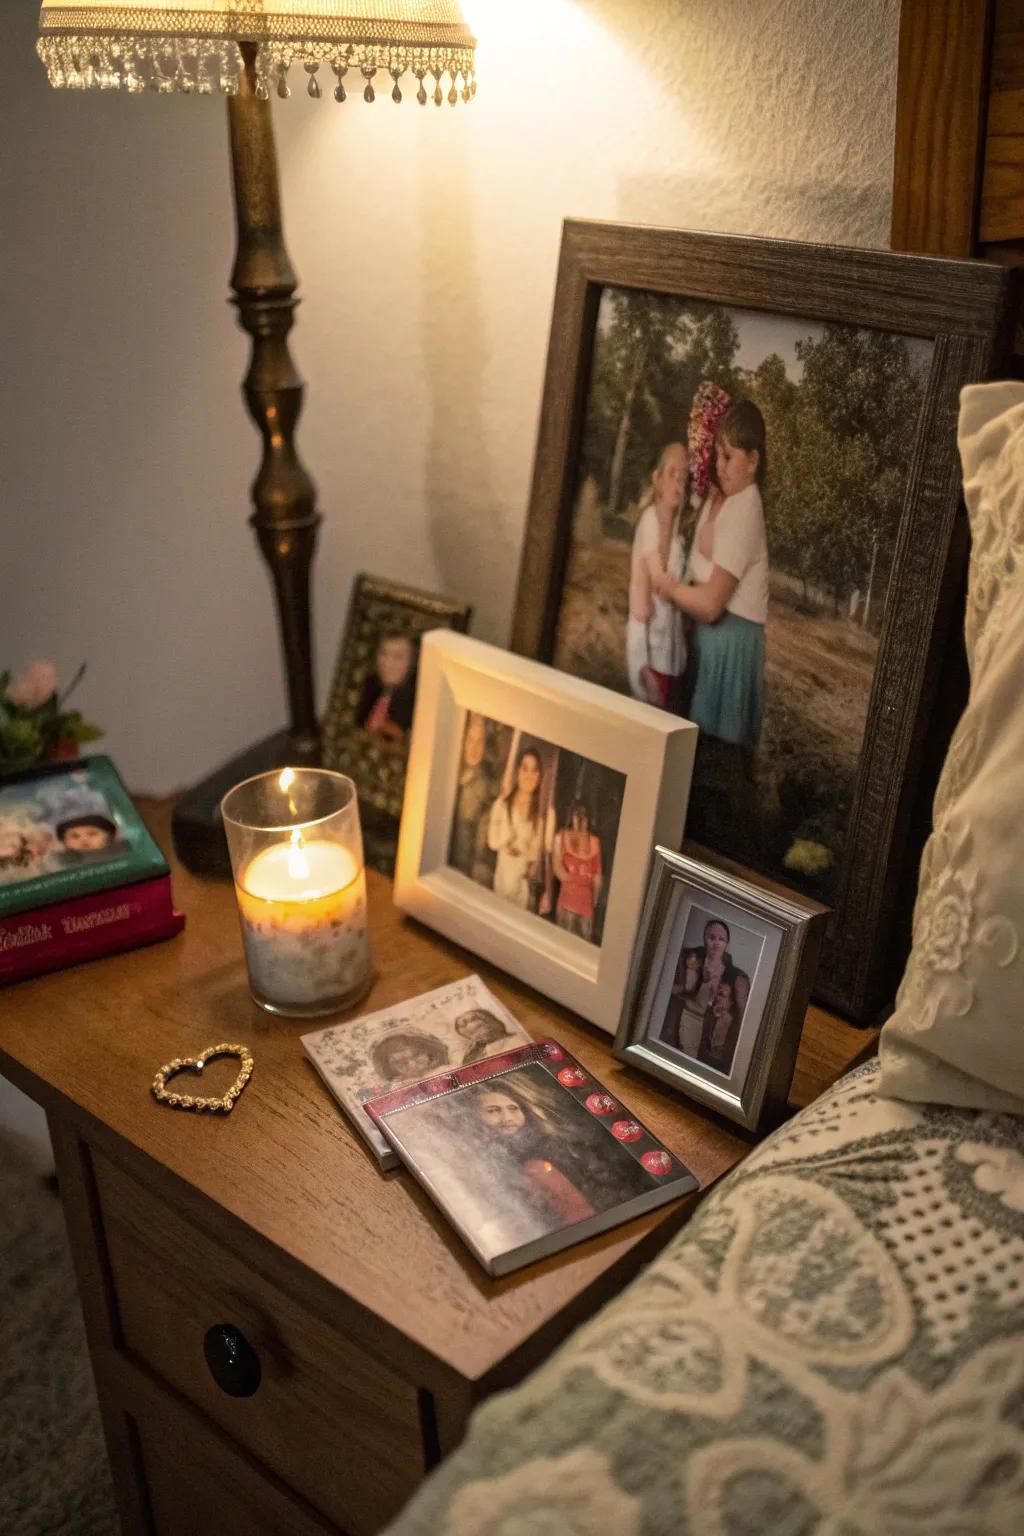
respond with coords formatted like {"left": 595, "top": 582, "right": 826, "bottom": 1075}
{"left": 151, "top": 1043, "right": 254, "bottom": 1115}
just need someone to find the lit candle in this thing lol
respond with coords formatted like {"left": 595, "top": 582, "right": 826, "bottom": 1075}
{"left": 222, "top": 769, "right": 372, "bottom": 1017}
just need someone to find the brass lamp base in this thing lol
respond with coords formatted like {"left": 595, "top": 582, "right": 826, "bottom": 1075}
{"left": 171, "top": 732, "right": 401, "bottom": 878}
{"left": 171, "top": 730, "right": 300, "bottom": 877}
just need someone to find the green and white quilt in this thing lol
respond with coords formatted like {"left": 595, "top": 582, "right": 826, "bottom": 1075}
{"left": 386, "top": 1060, "right": 1024, "bottom": 1535}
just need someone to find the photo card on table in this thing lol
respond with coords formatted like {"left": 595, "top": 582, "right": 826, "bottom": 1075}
{"left": 511, "top": 219, "right": 1017, "bottom": 1020}
{"left": 615, "top": 847, "right": 827, "bottom": 1130}
{"left": 301, "top": 974, "right": 530, "bottom": 1168}
{"left": 366, "top": 1038, "right": 699, "bottom": 1276}
{"left": 395, "top": 632, "right": 697, "bottom": 1035}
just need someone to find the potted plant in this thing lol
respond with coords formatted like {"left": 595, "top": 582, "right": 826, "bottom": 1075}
{"left": 0, "top": 662, "right": 103, "bottom": 775}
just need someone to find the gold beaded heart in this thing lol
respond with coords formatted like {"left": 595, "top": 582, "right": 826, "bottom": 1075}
{"left": 151, "top": 1043, "right": 254, "bottom": 1115}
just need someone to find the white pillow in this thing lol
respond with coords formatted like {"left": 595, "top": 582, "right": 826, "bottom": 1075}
{"left": 878, "top": 382, "right": 1024, "bottom": 1112}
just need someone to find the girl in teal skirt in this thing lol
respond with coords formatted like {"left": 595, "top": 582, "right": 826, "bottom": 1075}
{"left": 654, "top": 399, "right": 768, "bottom": 749}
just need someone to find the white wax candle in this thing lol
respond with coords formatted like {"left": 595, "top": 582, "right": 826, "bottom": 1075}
{"left": 235, "top": 838, "right": 371, "bottom": 1013}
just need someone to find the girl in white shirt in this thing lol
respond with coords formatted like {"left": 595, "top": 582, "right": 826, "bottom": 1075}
{"left": 655, "top": 401, "right": 768, "bottom": 748}
{"left": 625, "top": 442, "right": 688, "bottom": 707}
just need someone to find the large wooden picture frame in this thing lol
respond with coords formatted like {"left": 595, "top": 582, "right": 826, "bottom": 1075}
{"left": 511, "top": 220, "right": 1016, "bottom": 1021}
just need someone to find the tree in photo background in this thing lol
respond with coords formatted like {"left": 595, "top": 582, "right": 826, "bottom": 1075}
{"left": 581, "top": 291, "right": 927, "bottom": 633}
{"left": 748, "top": 325, "right": 926, "bottom": 627}
{"left": 581, "top": 290, "right": 741, "bottom": 527}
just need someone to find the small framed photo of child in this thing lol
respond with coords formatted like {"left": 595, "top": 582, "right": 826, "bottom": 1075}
{"left": 614, "top": 848, "right": 827, "bottom": 1130}
{"left": 395, "top": 632, "right": 697, "bottom": 1034}
{"left": 512, "top": 219, "right": 1014, "bottom": 1023}
{"left": 321, "top": 575, "right": 472, "bottom": 829}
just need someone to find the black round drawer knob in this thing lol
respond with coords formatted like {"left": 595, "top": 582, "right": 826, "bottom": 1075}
{"left": 203, "top": 1323, "right": 262, "bottom": 1398}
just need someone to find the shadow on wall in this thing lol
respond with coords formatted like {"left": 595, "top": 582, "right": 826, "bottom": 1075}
{"left": 418, "top": 129, "right": 518, "bottom": 643}
{"left": 616, "top": 172, "right": 891, "bottom": 248}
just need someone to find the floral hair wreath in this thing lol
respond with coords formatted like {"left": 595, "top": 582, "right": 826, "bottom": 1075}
{"left": 687, "top": 380, "right": 733, "bottom": 501}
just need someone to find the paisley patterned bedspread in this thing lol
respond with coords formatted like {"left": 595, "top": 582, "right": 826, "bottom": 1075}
{"left": 385, "top": 1060, "right": 1024, "bottom": 1535}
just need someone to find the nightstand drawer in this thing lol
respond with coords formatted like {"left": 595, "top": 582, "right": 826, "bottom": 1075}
{"left": 93, "top": 1151, "right": 425, "bottom": 1535}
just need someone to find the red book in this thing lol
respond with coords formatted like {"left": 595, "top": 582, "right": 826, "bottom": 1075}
{"left": 0, "top": 875, "right": 184, "bottom": 985}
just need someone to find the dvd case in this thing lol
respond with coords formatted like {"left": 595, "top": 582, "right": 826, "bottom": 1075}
{"left": 367, "top": 1039, "right": 699, "bottom": 1275}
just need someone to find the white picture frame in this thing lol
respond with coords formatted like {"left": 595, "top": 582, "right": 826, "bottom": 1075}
{"left": 394, "top": 633, "right": 697, "bottom": 1033}
{"left": 614, "top": 849, "right": 827, "bottom": 1129}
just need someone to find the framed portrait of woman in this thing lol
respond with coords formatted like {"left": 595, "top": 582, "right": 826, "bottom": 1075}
{"left": 394, "top": 632, "right": 697, "bottom": 1034}
{"left": 511, "top": 220, "right": 1017, "bottom": 1021}
{"left": 615, "top": 848, "right": 827, "bottom": 1130}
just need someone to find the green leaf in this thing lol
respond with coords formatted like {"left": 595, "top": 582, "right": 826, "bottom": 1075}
{"left": 0, "top": 718, "right": 44, "bottom": 761}
{"left": 70, "top": 722, "right": 103, "bottom": 744}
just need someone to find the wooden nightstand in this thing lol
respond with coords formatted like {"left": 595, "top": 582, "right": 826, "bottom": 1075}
{"left": 0, "top": 802, "right": 874, "bottom": 1536}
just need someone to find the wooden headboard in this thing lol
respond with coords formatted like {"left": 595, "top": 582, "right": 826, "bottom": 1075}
{"left": 893, "top": 0, "right": 1024, "bottom": 262}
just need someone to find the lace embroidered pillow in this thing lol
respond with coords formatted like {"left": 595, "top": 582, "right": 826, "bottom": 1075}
{"left": 879, "top": 383, "right": 1024, "bottom": 1112}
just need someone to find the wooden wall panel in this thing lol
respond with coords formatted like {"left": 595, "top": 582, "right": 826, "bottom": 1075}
{"left": 892, "top": 0, "right": 995, "bottom": 256}
{"left": 980, "top": 0, "right": 1024, "bottom": 243}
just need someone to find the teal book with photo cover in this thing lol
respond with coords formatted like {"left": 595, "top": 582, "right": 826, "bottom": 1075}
{"left": 0, "top": 755, "right": 168, "bottom": 917}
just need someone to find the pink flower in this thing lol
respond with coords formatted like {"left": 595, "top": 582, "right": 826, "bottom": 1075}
{"left": 6, "top": 660, "right": 58, "bottom": 709}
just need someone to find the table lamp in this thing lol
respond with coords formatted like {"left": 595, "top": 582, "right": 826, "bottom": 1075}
{"left": 36, "top": 2, "right": 477, "bottom": 873}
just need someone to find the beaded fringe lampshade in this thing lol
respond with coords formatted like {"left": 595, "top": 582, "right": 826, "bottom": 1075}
{"left": 37, "top": 1, "right": 477, "bottom": 103}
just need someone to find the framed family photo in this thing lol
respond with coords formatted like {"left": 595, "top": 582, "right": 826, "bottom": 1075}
{"left": 615, "top": 849, "right": 827, "bottom": 1130}
{"left": 513, "top": 220, "right": 1017, "bottom": 1020}
{"left": 394, "top": 632, "right": 697, "bottom": 1033}
{"left": 321, "top": 574, "right": 471, "bottom": 826}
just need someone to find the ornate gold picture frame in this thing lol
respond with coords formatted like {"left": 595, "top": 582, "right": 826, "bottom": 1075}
{"left": 322, "top": 574, "right": 471, "bottom": 830}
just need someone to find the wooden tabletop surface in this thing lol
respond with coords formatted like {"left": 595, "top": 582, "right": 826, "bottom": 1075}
{"left": 0, "top": 799, "right": 874, "bottom": 1396}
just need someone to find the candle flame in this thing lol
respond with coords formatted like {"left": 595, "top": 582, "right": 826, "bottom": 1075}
{"left": 287, "top": 826, "right": 310, "bottom": 882}
{"left": 278, "top": 766, "right": 299, "bottom": 818}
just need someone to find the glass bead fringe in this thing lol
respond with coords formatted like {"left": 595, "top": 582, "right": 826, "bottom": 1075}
{"left": 36, "top": 34, "right": 476, "bottom": 101}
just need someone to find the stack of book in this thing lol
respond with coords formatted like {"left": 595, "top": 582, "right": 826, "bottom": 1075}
{"left": 0, "top": 755, "right": 184, "bottom": 985}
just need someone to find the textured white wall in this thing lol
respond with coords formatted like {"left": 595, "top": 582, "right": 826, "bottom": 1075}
{"left": 1, "top": 0, "right": 900, "bottom": 793}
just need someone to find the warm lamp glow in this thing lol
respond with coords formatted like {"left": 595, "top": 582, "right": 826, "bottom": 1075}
{"left": 38, "top": 1, "right": 477, "bottom": 102}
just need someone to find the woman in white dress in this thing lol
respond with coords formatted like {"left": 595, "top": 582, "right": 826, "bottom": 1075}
{"left": 487, "top": 748, "right": 545, "bottom": 909}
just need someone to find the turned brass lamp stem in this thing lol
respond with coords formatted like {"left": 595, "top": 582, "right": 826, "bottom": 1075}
{"left": 227, "top": 41, "right": 321, "bottom": 761}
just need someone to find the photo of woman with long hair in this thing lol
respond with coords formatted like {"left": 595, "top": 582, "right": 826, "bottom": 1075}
{"left": 660, "top": 915, "right": 751, "bottom": 1058}
{"left": 399, "top": 1065, "right": 657, "bottom": 1251}
{"left": 454, "top": 1008, "right": 514, "bottom": 1067}
{"left": 487, "top": 745, "right": 546, "bottom": 910}
{"left": 653, "top": 903, "right": 762, "bottom": 1076}
{"left": 551, "top": 799, "right": 603, "bottom": 942}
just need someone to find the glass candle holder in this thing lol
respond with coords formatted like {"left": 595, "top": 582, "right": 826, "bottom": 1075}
{"left": 222, "top": 768, "right": 372, "bottom": 1019}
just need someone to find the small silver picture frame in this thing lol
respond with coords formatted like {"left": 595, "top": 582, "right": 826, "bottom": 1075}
{"left": 614, "top": 849, "right": 827, "bottom": 1130}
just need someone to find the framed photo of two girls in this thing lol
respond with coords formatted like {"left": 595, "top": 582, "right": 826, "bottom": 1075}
{"left": 512, "top": 220, "right": 1017, "bottom": 1023}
